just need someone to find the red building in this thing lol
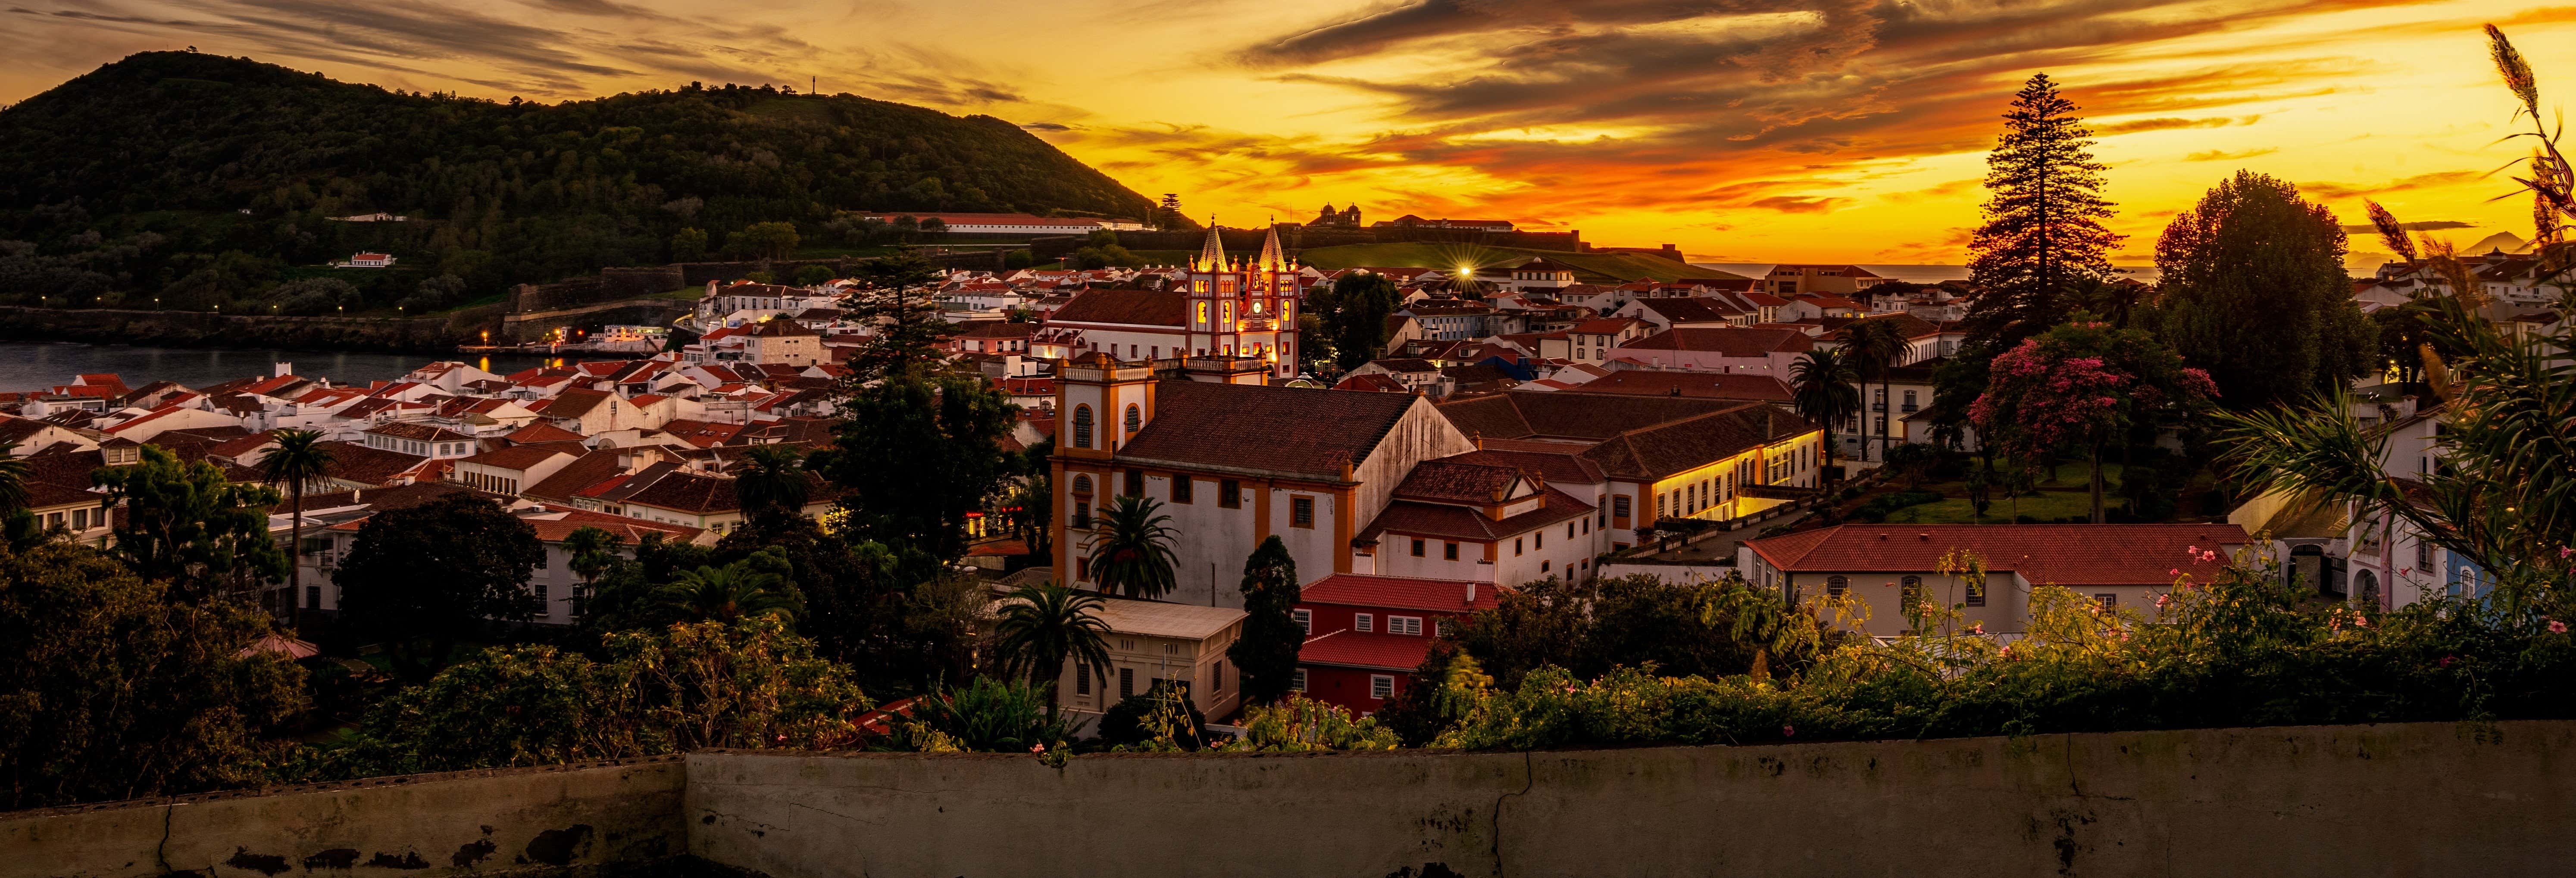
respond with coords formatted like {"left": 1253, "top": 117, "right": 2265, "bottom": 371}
{"left": 1292, "top": 574, "right": 1501, "bottom": 715}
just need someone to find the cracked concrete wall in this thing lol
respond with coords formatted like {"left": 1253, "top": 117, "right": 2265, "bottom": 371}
{"left": 687, "top": 721, "right": 2576, "bottom": 878}
{"left": 0, "top": 757, "right": 686, "bottom": 878}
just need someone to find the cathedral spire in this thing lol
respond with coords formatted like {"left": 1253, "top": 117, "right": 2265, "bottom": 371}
{"left": 1257, "top": 219, "right": 1284, "bottom": 270}
{"left": 1197, "top": 217, "right": 1226, "bottom": 269}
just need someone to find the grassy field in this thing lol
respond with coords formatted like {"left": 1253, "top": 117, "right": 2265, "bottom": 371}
{"left": 1882, "top": 491, "right": 2125, "bottom": 524}
{"left": 1295, "top": 242, "right": 1714, "bottom": 283}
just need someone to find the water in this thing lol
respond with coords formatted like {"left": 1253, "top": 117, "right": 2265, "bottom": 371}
{"left": 0, "top": 342, "right": 570, "bottom": 393}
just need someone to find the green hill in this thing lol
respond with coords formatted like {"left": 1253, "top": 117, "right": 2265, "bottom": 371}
{"left": 1294, "top": 242, "right": 1716, "bottom": 283}
{"left": 0, "top": 52, "right": 1155, "bottom": 312}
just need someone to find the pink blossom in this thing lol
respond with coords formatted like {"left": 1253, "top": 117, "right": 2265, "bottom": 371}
{"left": 1031, "top": 743, "right": 1047, "bottom": 753}
{"left": 2551, "top": 620, "right": 2569, "bottom": 634}
{"left": 2168, "top": 568, "right": 2180, "bottom": 576}
{"left": 2187, "top": 546, "right": 2199, "bottom": 556}
{"left": 1782, "top": 725, "right": 1796, "bottom": 737}
{"left": 2353, "top": 615, "right": 2368, "bottom": 628}
{"left": 2560, "top": 547, "right": 2574, "bottom": 559}
{"left": 2154, "top": 594, "right": 2170, "bottom": 608}
{"left": 2439, "top": 656, "right": 2455, "bottom": 668}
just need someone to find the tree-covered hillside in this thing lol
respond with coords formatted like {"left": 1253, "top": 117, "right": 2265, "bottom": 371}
{"left": 0, "top": 52, "right": 1154, "bottom": 312}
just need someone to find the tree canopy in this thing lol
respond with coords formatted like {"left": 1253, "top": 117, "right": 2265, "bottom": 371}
{"left": 334, "top": 494, "right": 545, "bottom": 681}
{"left": 1227, "top": 536, "right": 1304, "bottom": 706}
{"left": 2150, "top": 170, "right": 2375, "bottom": 409}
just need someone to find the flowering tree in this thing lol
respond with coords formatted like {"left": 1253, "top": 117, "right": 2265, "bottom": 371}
{"left": 1970, "top": 320, "right": 2215, "bottom": 522}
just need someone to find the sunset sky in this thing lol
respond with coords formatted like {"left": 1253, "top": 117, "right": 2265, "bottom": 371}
{"left": 2, "top": 0, "right": 2567, "bottom": 264}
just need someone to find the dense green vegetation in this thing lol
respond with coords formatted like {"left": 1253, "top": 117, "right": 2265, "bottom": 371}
{"left": 0, "top": 51, "right": 1154, "bottom": 312}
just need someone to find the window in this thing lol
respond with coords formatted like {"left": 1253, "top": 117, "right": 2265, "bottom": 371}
{"left": 1513, "top": 538, "right": 1523, "bottom": 556}
{"left": 1965, "top": 577, "right": 1986, "bottom": 607}
{"left": 1124, "top": 403, "right": 1141, "bottom": 434}
{"left": 1292, "top": 609, "right": 1311, "bottom": 634}
{"left": 1124, "top": 469, "right": 1144, "bottom": 497}
{"left": 2095, "top": 593, "right": 2118, "bottom": 608}
{"left": 1291, "top": 497, "right": 1315, "bottom": 528}
{"left": 535, "top": 582, "right": 549, "bottom": 604}
{"left": 1163, "top": 643, "right": 1182, "bottom": 655}
{"left": 1657, "top": 493, "right": 1669, "bottom": 518}
{"left": 305, "top": 585, "right": 321, "bottom": 609}
{"left": 1172, "top": 477, "right": 1192, "bottom": 504}
{"left": 1355, "top": 613, "right": 1374, "bottom": 632}
{"left": 1213, "top": 661, "right": 1225, "bottom": 691}
{"left": 1388, "top": 616, "right": 1422, "bottom": 635}
{"left": 1072, "top": 474, "right": 1092, "bottom": 495}
{"left": 1444, "top": 542, "right": 1459, "bottom": 561}
{"left": 1827, "top": 575, "right": 1848, "bottom": 596}
{"left": 1411, "top": 538, "right": 1426, "bottom": 557}
{"left": 2417, "top": 540, "right": 2432, "bottom": 569}
{"left": 1540, "top": 561, "right": 1551, "bottom": 573}
{"left": 1901, "top": 576, "right": 1923, "bottom": 611}
{"left": 1436, "top": 617, "right": 1455, "bottom": 637}
{"left": 1567, "top": 523, "right": 1576, "bottom": 539}
{"left": 1219, "top": 479, "right": 1242, "bottom": 509}
{"left": 1291, "top": 668, "right": 1307, "bottom": 691}
{"left": 1369, "top": 675, "right": 1395, "bottom": 700}
{"left": 1076, "top": 664, "right": 1092, "bottom": 695}
{"left": 1072, "top": 405, "right": 1094, "bottom": 448}
{"left": 1072, "top": 501, "right": 1091, "bottom": 528}
{"left": 1613, "top": 496, "right": 1630, "bottom": 519}
{"left": 1119, "top": 667, "right": 1135, "bottom": 698}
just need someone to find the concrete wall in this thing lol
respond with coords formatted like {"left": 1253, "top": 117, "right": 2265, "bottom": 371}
{"left": 689, "top": 721, "right": 2576, "bottom": 878}
{"left": 13, "top": 722, "right": 2576, "bottom": 877}
{"left": 0, "top": 756, "right": 686, "bottom": 878}
{"left": 0, "top": 304, "right": 506, "bottom": 353}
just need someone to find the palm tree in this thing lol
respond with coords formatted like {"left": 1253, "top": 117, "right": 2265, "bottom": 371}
{"left": 257, "top": 429, "right": 334, "bottom": 616}
{"left": 665, "top": 559, "right": 802, "bottom": 623}
{"left": 1087, "top": 495, "right": 1179, "bottom": 599}
{"left": 1841, "top": 319, "right": 1909, "bottom": 463}
{"left": 733, "top": 445, "right": 810, "bottom": 522}
{"left": 563, "top": 525, "right": 623, "bottom": 617}
{"left": 1790, "top": 349, "right": 1861, "bottom": 478}
{"left": 0, "top": 448, "right": 27, "bottom": 512}
{"left": 990, "top": 581, "right": 1115, "bottom": 719}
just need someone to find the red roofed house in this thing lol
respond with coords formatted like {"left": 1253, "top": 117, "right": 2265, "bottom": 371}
{"left": 1610, "top": 326, "right": 1816, "bottom": 377}
{"left": 1292, "top": 574, "right": 1501, "bottom": 715}
{"left": 1738, "top": 523, "right": 2253, "bottom": 635}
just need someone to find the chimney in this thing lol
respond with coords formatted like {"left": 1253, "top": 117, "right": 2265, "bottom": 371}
{"left": 275, "top": 362, "right": 292, "bottom": 378}
{"left": 1465, "top": 581, "right": 1476, "bottom": 604}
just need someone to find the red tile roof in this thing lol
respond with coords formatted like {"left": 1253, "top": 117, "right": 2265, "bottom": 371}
{"left": 1301, "top": 574, "right": 1503, "bottom": 613}
{"left": 1113, "top": 381, "right": 1428, "bottom": 482}
{"left": 1744, "top": 524, "right": 2255, "bottom": 587}
{"left": 1298, "top": 629, "right": 1432, "bottom": 672}
{"left": 1554, "top": 372, "right": 1794, "bottom": 402}
{"left": 1359, "top": 487, "right": 1592, "bottom": 543}
{"left": 1045, "top": 289, "right": 1186, "bottom": 328}
{"left": 1623, "top": 327, "right": 1815, "bottom": 356}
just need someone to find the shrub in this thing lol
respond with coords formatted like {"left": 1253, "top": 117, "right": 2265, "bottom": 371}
{"left": 891, "top": 676, "right": 1080, "bottom": 753}
{"left": 1235, "top": 694, "right": 1399, "bottom": 752}
{"left": 1095, "top": 680, "right": 1207, "bottom": 750}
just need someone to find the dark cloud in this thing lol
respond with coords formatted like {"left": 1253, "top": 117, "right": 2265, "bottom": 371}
{"left": 1020, "top": 122, "right": 1073, "bottom": 131}
{"left": 1745, "top": 195, "right": 1850, "bottom": 213}
{"left": 1225, "top": 0, "right": 2432, "bottom": 226}
{"left": 2339, "top": 219, "right": 2475, "bottom": 232}
{"left": 2301, "top": 170, "right": 2483, "bottom": 200}
{"left": 2184, "top": 147, "right": 2278, "bottom": 162}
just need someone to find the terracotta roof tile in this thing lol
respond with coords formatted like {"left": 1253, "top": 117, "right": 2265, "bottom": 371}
{"left": 1044, "top": 289, "right": 1186, "bottom": 328}
{"left": 1297, "top": 629, "right": 1432, "bottom": 672}
{"left": 1300, "top": 574, "right": 1505, "bottom": 613}
{"left": 1113, "top": 381, "right": 1427, "bottom": 482}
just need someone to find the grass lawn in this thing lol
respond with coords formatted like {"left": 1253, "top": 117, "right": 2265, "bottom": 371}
{"left": 649, "top": 287, "right": 703, "bottom": 300}
{"left": 1295, "top": 242, "right": 1705, "bottom": 283}
{"left": 1882, "top": 490, "right": 2124, "bottom": 524}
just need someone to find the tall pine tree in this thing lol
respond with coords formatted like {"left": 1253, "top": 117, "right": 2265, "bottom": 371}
{"left": 1226, "top": 536, "right": 1303, "bottom": 706}
{"left": 1963, "top": 73, "right": 2120, "bottom": 346}
{"left": 1935, "top": 74, "right": 2123, "bottom": 447}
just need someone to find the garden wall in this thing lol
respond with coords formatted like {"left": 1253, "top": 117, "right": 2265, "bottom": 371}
{"left": 0, "top": 756, "right": 687, "bottom": 878}
{"left": 687, "top": 721, "right": 2575, "bottom": 878}
{"left": 9, "top": 722, "right": 2573, "bottom": 877}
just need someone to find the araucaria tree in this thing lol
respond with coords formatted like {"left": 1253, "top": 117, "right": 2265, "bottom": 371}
{"left": 335, "top": 494, "right": 546, "bottom": 681}
{"left": 1969, "top": 321, "right": 2215, "bottom": 523}
{"left": 841, "top": 250, "right": 956, "bottom": 380}
{"left": 816, "top": 371, "right": 1017, "bottom": 564}
{"left": 2151, "top": 171, "right": 2375, "bottom": 410}
{"left": 1227, "top": 536, "right": 1304, "bottom": 705}
{"left": 1319, "top": 271, "right": 1403, "bottom": 371}
{"left": 1963, "top": 73, "right": 2122, "bottom": 349}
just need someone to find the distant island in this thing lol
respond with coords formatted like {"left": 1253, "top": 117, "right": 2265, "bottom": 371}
{"left": 0, "top": 52, "right": 1157, "bottom": 318}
